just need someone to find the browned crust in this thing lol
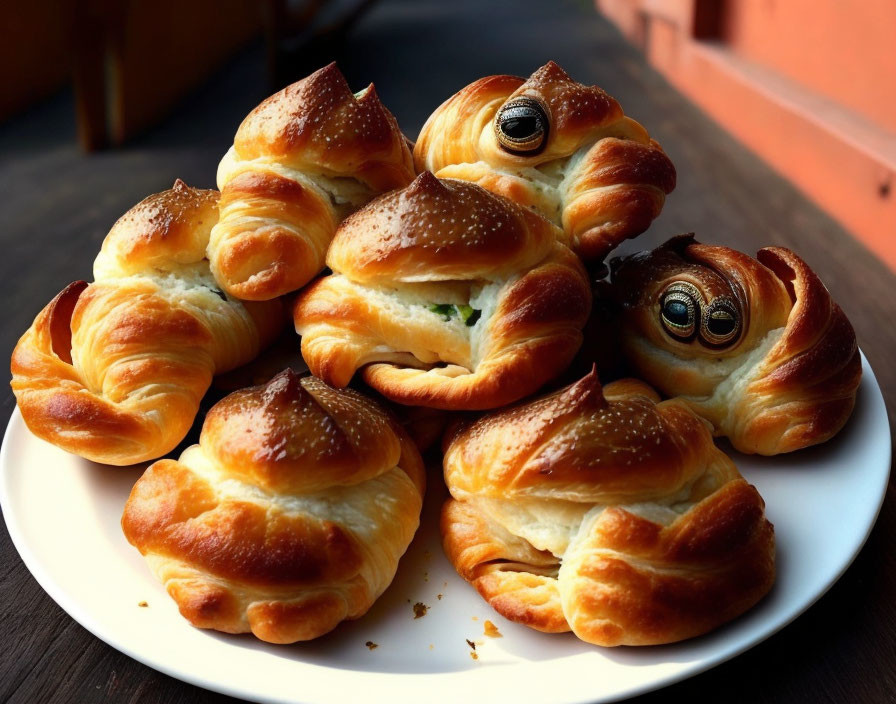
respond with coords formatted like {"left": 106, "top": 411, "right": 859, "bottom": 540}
{"left": 443, "top": 371, "right": 714, "bottom": 499}
{"left": 212, "top": 170, "right": 334, "bottom": 301}
{"left": 99, "top": 179, "right": 220, "bottom": 271}
{"left": 326, "top": 173, "right": 558, "bottom": 284}
{"left": 566, "top": 479, "right": 775, "bottom": 646}
{"left": 440, "top": 372, "right": 775, "bottom": 646}
{"left": 122, "top": 459, "right": 365, "bottom": 586}
{"left": 233, "top": 63, "right": 414, "bottom": 190}
{"left": 200, "top": 371, "right": 404, "bottom": 493}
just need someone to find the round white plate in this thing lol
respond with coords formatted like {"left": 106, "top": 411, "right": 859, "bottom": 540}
{"left": 1, "top": 354, "right": 890, "bottom": 704}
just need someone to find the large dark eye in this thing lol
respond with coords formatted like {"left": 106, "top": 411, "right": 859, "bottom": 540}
{"left": 660, "top": 282, "right": 700, "bottom": 340}
{"left": 701, "top": 297, "right": 740, "bottom": 346}
{"left": 494, "top": 97, "right": 549, "bottom": 155}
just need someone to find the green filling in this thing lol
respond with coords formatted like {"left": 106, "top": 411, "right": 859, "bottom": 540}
{"left": 428, "top": 303, "right": 481, "bottom": 326}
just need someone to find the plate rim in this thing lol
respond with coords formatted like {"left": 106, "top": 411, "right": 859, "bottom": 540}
{"left": 1, "top": 352, "right": 890, "bottom": 704}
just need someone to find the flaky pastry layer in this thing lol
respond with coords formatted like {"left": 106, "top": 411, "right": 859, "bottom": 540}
{"left": 441, "top": 371, "right": 775, "bottom": 646}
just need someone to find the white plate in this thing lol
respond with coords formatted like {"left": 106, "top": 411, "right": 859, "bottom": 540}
{"left": 1, "top": 354, "right": 890, "bottom": 704}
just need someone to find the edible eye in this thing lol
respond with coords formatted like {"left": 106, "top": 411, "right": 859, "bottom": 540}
{"left": 701, "top": 298, "right": 740, "bottom": 346}
{"left": 494, "top": 97, "right": 549, "bottom": 155}
{"left": 660, "top": 282, "right": 700, "bottom": 340}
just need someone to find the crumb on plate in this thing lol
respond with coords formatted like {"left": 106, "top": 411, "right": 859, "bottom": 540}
{"left": 484, "top": 620, "right": 502, "bottom": 637}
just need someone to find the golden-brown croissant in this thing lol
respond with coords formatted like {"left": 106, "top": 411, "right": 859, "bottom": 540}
{"left": 209, "top": 63, "right": 416, "bottom": 301}
{"left": 10, "top": 181, "right": 284, "bottom": 465}
{"left": 608, "top": 235, "right": 861, "bottom": 455}
{"left": 122, "top": 369, "right": 425, "bottom": 643}
{"left": 414, "top": 61, "right": 676, "bottom": 262}
{"left": 293, "top": 172, "right": 592, "bottom": 410}
{"left": 441, "top": 369, "right": 775, "bottom": 646}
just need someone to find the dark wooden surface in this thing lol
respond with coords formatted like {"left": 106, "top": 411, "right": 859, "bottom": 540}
{"left": 1, "top": 0, "right": 894, "bottom": 702}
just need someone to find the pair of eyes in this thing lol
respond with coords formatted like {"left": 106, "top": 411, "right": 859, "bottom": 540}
{"left": 494, "top": 97, "right": 549, "bottom": 155}
{"left": 659, "top": 282, "right": 741, "bottom": 347}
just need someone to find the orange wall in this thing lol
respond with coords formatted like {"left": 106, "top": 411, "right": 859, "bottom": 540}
{"left": 721, "top": 0, "right": 896, "bottom": 133}
{"left": 595, "top": 0, "right": 896, "bottom": 272}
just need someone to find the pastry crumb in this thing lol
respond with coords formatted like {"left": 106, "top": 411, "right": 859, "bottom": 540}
{"left": 484, "top": 620, "right": 502, "bottom": 637}
{"left": 472, "top": 616, "right": 478, "bottom": 621}
{"left": 365, "top": 641, "right": 378, "bottom": 650}
{"left": 137, "top": 601, "right": 148, "bottom": 608}
{"left": 437, "top": 593, "right": 443, "bottom": 600}
{"left": 466, "top": 639, "right": 476, "bottom": 650}
{"left": 470, "top": 651, "right": 479, "bottom": 660}
{"left": 429, "top": 644, "right": 434, "bottom": 650}
{"left": 413, "top": 602, "right": 428, "bottom": 619}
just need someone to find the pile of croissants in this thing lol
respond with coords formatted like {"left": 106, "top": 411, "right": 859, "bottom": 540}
{"left": 10, "top": 62, "right": 861, "bottom": 647}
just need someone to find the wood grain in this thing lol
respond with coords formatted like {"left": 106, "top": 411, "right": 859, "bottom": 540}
{"left": 1, "top": 0, "right": 892, "bottom": 701}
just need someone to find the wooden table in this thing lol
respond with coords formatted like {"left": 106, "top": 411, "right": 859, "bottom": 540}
{"left": 1, "top": 0, "right": 893, "bottom": 701}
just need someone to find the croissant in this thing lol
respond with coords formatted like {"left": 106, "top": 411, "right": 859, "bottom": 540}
{"left": 122, "top": 369, "right": 425, "bottom": 643}
{"left": 414, "top": 61, "right": 676, "bottom": 262}
{"left": 293, "top": 172, "right": 592, "bottom": 410}
{"left": 441, "top": 369, "right": 775, "bottom": 646}
{"left": 209, "top": 62, "right": 416, "bottom": 301}
{"left": 10, "top": 181, "right": 284, "bottom": 465}
{"left": 608, "top": 234, "right": 861, "bottom": 455}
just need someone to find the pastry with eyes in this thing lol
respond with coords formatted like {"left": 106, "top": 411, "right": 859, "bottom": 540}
{"left": 414, "top": 61, "right": 676, "bottom": 262}
{"left": 122, "top": 369, "right": 425, "bottom": 643}
{"left": 441, "top": 369, "right": 775, "bottom": 646}
{"left": 209, "top": 62, "right": 415, "bottom": 301}
{"left": 292, "top": 172, "right": 592, "bottom": 410}
{"left": 608, "top": 235, "right": 861, "bottom": 455}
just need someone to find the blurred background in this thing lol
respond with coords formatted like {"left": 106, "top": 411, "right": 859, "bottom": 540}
{"left": 1, "top": 2, "right": 895, "bottom": 703}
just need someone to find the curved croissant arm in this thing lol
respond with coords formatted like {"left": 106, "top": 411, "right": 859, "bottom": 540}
{"left": 295, "top": 243, "right": 591, "bottom": 410}
{"left": 10, "top": 182, "right": 284, "bottom": 465}
{"left": 609, "top": 235, "right": 861, "bottom": 455}
{"left": 721, "top": 247, "right": 862, "bottom": 454}
{"left": 414, "top": 61, "right": 676, "bottom": 262}
{"left": 360, "top": 246, "right": 592, "bottom": 408}
{"left": 122, "top": 370, "right": 425, "bottom": 643}
{"left": 441, "top": 371, "right": 775, "bottom": 646}
{"left": 208, "top": 63, "right": 415, "bottom": 301}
